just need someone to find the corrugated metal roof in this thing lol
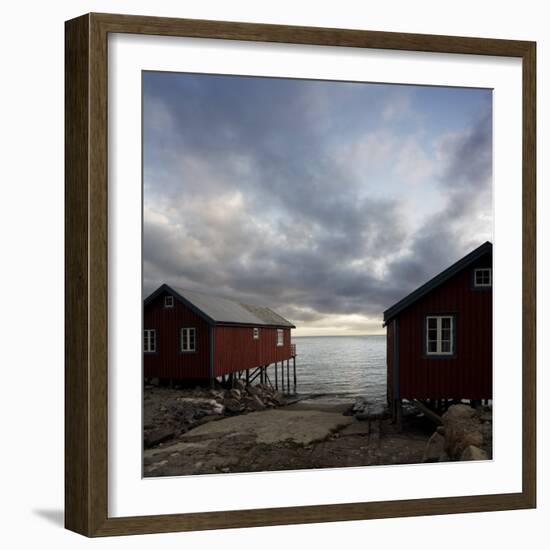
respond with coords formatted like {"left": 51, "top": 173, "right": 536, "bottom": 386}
{"left": 166, "top": 286, "right": 295, "bottom": 328}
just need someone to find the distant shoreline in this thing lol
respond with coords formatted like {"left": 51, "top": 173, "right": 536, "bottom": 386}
{"left": 292, "top": 333, "right": 385, "bottom": 338}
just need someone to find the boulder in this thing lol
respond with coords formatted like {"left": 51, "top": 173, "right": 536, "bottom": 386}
{"left": 224, "top": 398, "right": 242, "bottom": 414}
{"left": 460, "top": 445, "right": 488, "bottom": 461}
{"left": 233, "top": 379, "right": 246, "bottom": 391}
{"left": 422, "top": 431, "right": 446, "bottom": 462}
{"left": 229, "top": 388, "right": 242, "bottom": 400}
{"left": 246, "top": 395, "right": 266, "bottom": 411}
{"left": 352, "top": 397, "right": 367, "bottom": 413}
{"left": 441, "top": 404, "right": 484, "bottom": 460}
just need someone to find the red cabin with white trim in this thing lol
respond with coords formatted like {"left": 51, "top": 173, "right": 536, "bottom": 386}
{"left": 143, "top": 284, "right": 296, "bottom": 383}
{"left": 383, "top": 242, "right": 493, "bottom": 412}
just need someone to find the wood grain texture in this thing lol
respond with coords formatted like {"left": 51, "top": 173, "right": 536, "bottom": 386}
{"left": 65, "top": 12, "right": 537, "bottom": 537}
{"left": 65, "top": 14, "right": 91, "bottom": 535}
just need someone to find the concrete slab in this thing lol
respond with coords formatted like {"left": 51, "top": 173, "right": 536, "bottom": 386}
{"left": 180, "top": 408, "right": 353, "bottom": 446}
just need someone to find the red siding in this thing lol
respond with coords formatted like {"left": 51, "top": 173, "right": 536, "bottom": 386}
{"left": 144, "top": 291, "right": 211, "bottom": 379}
{"left": 214, "top": 326, "right": 292, "bottom": 377}
{"left": 144, "top": 291, "right": 294, "bottom": 380}
{"left": 395, "top": 254, "right": 492, "bottom": 400}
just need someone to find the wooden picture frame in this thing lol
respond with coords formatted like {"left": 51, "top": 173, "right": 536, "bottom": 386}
{"left": 65, "top": 12, "right": 536, "bottom": 537}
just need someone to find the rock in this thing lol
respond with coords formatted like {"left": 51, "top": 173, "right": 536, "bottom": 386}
{"left": 342, "top": 404, "right": 355, "bottom": 416}
{"left": 355, "top": 411, "right": 370, "bottom": 421}
{"left": 246, "top": 385, "right": 261, "bottom": 396}
{"left": 224, "top": 398, "right": 242, "bottom": 414}
{"left": 210, "top": 403, "right": 225, "bottom": 415}
{"left": 422, "top": 431, "right": 446, "bottom": 462}
{"left": 246, "top": 395, "right": 266, "bottom": 411}
{"left": 461, "top": 445, "right": 488, "bottom": 461}
{"left": 272, "top": 391, "right": 284, "bottom": 405}
{"left": 229, "top": 389, "right": 242, "bottom": 400}
{"left": 442, "top": 404, "right": 484, "bottom": 460}
{"left": 209, "top": 389, "right": 225, "bottom": 401}
{"left": 233, "top": 379, "right": 246, "bottom": 391}
{"left": 480, "top": 411, "right": 492, "bottom": 423}
{"left": 352, "top": 397, "right": 367, "bottom": 413}
{"left": 144, "top": 428, "right": 175, "bottom": 448}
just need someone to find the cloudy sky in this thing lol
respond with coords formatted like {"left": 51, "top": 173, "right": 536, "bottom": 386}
{"left": 143, "top": 72, "right": 492, "bottom": 336}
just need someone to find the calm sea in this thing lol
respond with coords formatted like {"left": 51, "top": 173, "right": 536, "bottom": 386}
{"left": 292, "top": 335, "right": 387, "bottom": 409}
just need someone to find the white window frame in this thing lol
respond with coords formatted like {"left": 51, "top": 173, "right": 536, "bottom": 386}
{"left": 180, "top": 327, "right": 196, "bottom": 352}
{"left": 253, "top": 327, "right": 260, "bottom": 340}
{"left": 276, "top": 329, "right": 284, "bottom": 347}
{"left": 426, "top": 316, "right": 454, "bottom": 356}
{"left": 144, "top": 329, "right": 156, "bottom": 353}
{"left": 474, "top": 268, "right": 492, "bottom": 287}
{"left": 164, "top": 295, "right": 174, "bottom": 308}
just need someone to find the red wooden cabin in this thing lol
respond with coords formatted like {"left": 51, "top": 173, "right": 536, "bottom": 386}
{"left": 383, "top": 242, "right": 493, "bottom": 419}
{"left": 144, "top": 284, "right": 296, "bottom": 387}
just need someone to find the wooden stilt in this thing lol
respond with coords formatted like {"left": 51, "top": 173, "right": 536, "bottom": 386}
{"left": 281, "top": 359, "right": 284, "bottom": 393}
{"left": 245, "top": 368, "right": 250, "bottom": 387}
{"left": 286, "top": 359, "right": 290, "bottom": 394}
{"left": 275, "top": 361, "right": 278, "bottom": 390}
{"left": 396, "top": 399, "right": 403, "bottom": 432}
{"left": 293, "top": 356, "right": 296, "bottom": 393}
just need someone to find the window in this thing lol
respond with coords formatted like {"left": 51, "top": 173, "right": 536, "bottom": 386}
{"left": 253, "top": 327, "right": 260, "bottom": 340}
{"left": 144, "top": 329, "right": 156, "bottom": 353}
{"left": 164, "top": 295, "right": 174, "bottom": 308}
{"left": 474, "top": 268, "right": 492, "bottom": 287}
{"left": 426, "top": 316, "right": 454, "bottom": 356}
{"left": 276, "top": 329, "right": 284, "bottom": 347}
{"left": 181, "top": 327, "right": 196, "bottom": 352}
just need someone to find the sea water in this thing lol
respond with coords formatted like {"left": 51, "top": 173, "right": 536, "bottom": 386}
{"left": 291, "top": 335, "right": 386, "bottom": 408}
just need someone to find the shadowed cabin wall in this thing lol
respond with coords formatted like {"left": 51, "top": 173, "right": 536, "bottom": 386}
{"left": 144, "top": 291, "right": 211, "bottom": 379}
{"left": 390, "top": 253, "right": 492, "bottom": 401}
{"left": 386, "top": 320, "right": 394, "bottom": 403}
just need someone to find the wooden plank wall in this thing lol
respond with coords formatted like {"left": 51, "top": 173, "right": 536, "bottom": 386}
{"left": 143, "top": 291, "right": 211, "bottom": 379}
{"left": 214, "top": 326, "right": 292, "bottom": 377}
{"left": 397, "top": 253, "right": 492, "bottom": 400}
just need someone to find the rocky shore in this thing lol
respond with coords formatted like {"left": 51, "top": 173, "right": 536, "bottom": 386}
{"left": 144, "top": 381, "right": 289, "bottom": 449}
{"left": 422, "top": 403, "right": 493, "bottom": 463}
{"left": 144, "top": 385, "right": 492, "bottom": 477}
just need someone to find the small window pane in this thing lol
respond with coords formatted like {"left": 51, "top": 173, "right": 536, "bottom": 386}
{"left": 475, "top": 268, "right": 491, "bottom": 287}
{"left": 441, "top": 341, "right": 451, "bottom": 353}
{"left": 428, "top": 341, "right": 437, "bottom": 353}
{"left": 428, "top": 318, "right": 437, "bottom": 329}
{"left": 441, "top": 317, "right": 451, "bottom": 329}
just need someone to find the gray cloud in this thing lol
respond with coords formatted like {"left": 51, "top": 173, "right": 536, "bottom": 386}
{"left": 143, "top": 73, "right": 492, "bottom": 332}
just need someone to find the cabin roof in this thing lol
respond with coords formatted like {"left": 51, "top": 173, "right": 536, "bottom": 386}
{"left": 383, "top": 241, "right": 493, "bottom": 324}
{"left": 144, "top": 284, "right": 296, "bottom": 328}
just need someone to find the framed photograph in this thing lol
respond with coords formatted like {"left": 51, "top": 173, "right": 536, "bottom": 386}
{"left": 65, "top": 13, "right": 536, "bottom": 537}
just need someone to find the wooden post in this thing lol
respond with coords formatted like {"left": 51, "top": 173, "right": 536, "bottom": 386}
{"left": 246, "top": 368, "right": 250, "bottom": 387}
{"left": 396, "top": 399, "right": 403, "bottom": 432}
{"left": 275, "top": 361, "right": 278, "bottom": 390}
{"left": 286, "top": 359, "right": 290, "bottom": 394}
{"left": 293, "top": 356, "right": 296, "bottom": 393}
{"left": 281, "top": 360, "right": 284, "bottom": 393}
